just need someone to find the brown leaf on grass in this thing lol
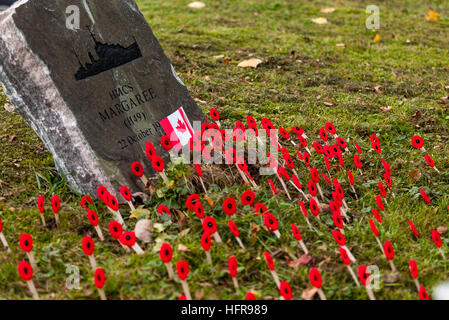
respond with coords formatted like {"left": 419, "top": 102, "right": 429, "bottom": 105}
{"left": 204, "top": 194, "right": 214, "bottom": 208}
{"left": 194, "top": 289, "right": 204, "bottom": 300}
{"left": 411, "top": 111, "right": 421, "bottom": 122}
{"left": 374, "top": 85, "right": 382, "bottom": 93}
{"left": 408, "top": 169, "right": 422, "bottom": 182}
{"left": 323, "top": 101, "right": 333, "bottom": 106}
{"left": 425, "top": 10, "right": 439, "bottom": 21}
{"left": 383, "top": 272, "right": 401, "bottom": 283}
{"left": 301, "top": 287, "right": 319, "bottom": 300}
{"left": 380, "top": 106, "right": 392, "bottom": 113}
{"left": 437, "top": 226, "right": 448, "bottom": 235}
{"left": 178, "top": 244, "right": 190, "bottom": 252}
{"left": 288, "top": 254, "right": 312, "bottom": 268}
{"left": 311, "top": 17, "right": 328, "bottom": 25}
{"left": 320, "top": 8, "right": 335, "bottom": 13}
{"left": 237, "top": 58, "right": 263, "bottom": 68}
{"left": 8, "top": 135, "right": 16, "bottom": 142}
{"left": 250, "top": 222, "right": 261, "bottom": 238}
{"left": 175, "top": 209, "right": 188, "bottom": 229}
{"left": 223, "top": 57, "right": 232, "bottom": 64}
{"left": 187, "top": 1, "right": 205, "bottom": 9}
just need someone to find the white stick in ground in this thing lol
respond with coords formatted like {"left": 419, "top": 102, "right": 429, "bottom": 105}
{"left": 298, "top": 240, "right": 309, "bottom": 255}
{"left": 375, "top": 237, "right": 385, "bottom": 256}
{"left": 27, "top": 280, "right": 39, "bottom": 300}
{"left": 98, "top": 288, "right": 107, "bottom": 300}
{"left": 181, "top": 280, "right": 192, "bottom": 300}
{"left": 159, "top": 171, "right": 170, "bottom": 184}
{"left": 413, "top": 278, "right": 420, "bottom": 291}
{"left": 235, "top": 237, "right": 245, "bottom": 250}
{"left": 274, "top": 230, "right": 281, "bottom": 239}
{"left": 316, "top": 183, "right": 325, "bottom": 201}
{"left": 205, "top": 250, "right": 212, "bottom": 264}
{"left": 88, "top": 255, "right": 97, "bottom": 271}
{"left": 165, "top": 262, "right": 174, "bottom": 280}
{"left": 342, "top": 245, "right": 357, "bottom": 263}
{"left": 132, "top": 243, "right": 145, "bottom": 255}
{"left": 232, "top": 277, "right": 239, "bottom": 292}
{"left": 0, "top": 232, "right": 10, "bottom": 252}
{"left": 199, "top": 176, "right": 209, "bottom": 195}
{"left": 127, "top": 201, "right": 136, "bottom": 212}
{"left": 288, "top": 180, "right": 308, "bottom": 199}
{"left": 40, "top": 214, "right": 46, "bottom": 227}
{"left": 271, "top": 270, "right": 281, "bottom": 289}
{"left": 439, "top": 247, "right": 446, "bottom": 259}
{"left": 276, "top": 173, "right": 292, "bottom": 200}
{"left": 346, "top": 266, "right": 360, "bottom": 287}
{"left": 94, "top": 226, "right": 105, "bottom": 241}
{"left": 26, "top": 252, "right": 38, "bottom": 271}
{"left": 212, "top": 231, "right": 222, "bottom": 243}
{"left": 54, "top": 213, "right": 60, "bottom": 228}
{"left": 317, "top": 288, "right": 327, "bottom": 300}
{"left": 366, "top": 287, "right": 376, "bottom": 300}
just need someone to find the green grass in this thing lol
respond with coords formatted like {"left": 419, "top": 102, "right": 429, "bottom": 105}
{"left": 1, "top": 0, "right": 449, "bottom": 300}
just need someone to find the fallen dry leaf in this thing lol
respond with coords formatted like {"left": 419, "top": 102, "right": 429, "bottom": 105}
{"left": 187, "top": 1, "right": 205, "bottom": 9}
{"left": 408, "top": 169, "right": 422, "bottom": 182}
{"left": 437, "top": 226, "right": 448, "bottom": 235}
{"left": 194, "top": 289, "right": 204, "bottom": 300}
{"left": 411, "top": 111, "right": 421, "bottom": 122}
{"left": 301, "top": 287, "right": 319, "bottom": 300}
{"left": 178, "top": 244, "right": 190, "bottom": 252}
{"left": 204, "top": 194, "right": 214, "bottom": 208}
{"left": 134, "top": 219, "right": 153, "bottom": 243}
{"left": 288, "top": 254, "right": 312, "bottom": 268}
{"left": 237, "top": 58, "right": 263, "bottom": 68}
{"left": 311, "top": 17, "right": 328, "bottom": 25}
{"left": 425, "top": 10, "right": 439, "bottom": 21}
{"left": 323, "top": 101, "right": 333, "bottom": 107}
{"left": 374, "top": 85, "right": 382, "bottom": 93}
{"left": 383, "top": 272, "right": 401, "bottom": 283}
{"left": 320, "top": 7, "right": 335, "bottom": 13}
{"left": 380, "top": 106, "right": 392, "bottom": 113}
{"left": 373, "top": 33, "right": 381, "bottom": 43}
{"left": 4, "top": 102, "right": 15, "bottom": 113}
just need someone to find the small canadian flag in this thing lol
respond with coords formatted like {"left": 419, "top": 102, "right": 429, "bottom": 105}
{"left": 160, "top": 107, "right": 194, "bottom": 151}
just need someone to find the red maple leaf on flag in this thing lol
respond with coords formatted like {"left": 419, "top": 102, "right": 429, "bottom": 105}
{"left": 176, "top": 119, "right": 186, "bottom": 133}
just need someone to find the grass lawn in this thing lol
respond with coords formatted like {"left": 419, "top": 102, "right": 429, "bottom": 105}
{"left": 1, "top": 0, "right": 449, "bottom": 300}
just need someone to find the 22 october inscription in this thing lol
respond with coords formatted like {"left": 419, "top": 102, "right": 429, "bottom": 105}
{"left": 99, "top": 85, "right": 163, "bottom": 150}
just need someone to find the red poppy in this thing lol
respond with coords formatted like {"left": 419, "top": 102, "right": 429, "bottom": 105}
{"left": 51, "top": 195, "right": 60, "bottom": 214}
{"left": 241, "top": 190, "right": 255, "bottom": 207}
{"left": 202, "top": 216, "right": 217, "bottom": 234}
{"left": 160, "top": 135, "right": 173, "bottom": 151}
{"left": 237, "top": 158, "right": 249, "bottom": 173}
{"left": 369, "top": 219, "right": 379, "bottom": 237}
{"left": 176, "top": 260, "right": 190, "bottom": 281}
{"left": 325, "top": 122, "right": 336, "bottom": 135}
{"left": 411, "top": 135, "right": 424, "bottom": 149}
{"left": 353, "top": 154, "right": 362, "bottom": 169}
{"left": 80, "top": 195, "right": 93, "bottom": 210}
{"left": 333, "top": 211, "right": 344, "bottom": 230}
{"left": 370, "top": 134, "right": 381, "bottom": 154}
{"left": 303, "top": 152, "right": 311, "bottom": 167}
{"left": 375, "top": 195, "right": 384, "bottom": 212}
{"left": 157, "top": 204, "right": 171, "bottom": 216}
{"left": 424, "top": 154, "right": 435, "bottom": 167}
{"left": 160, "top": 243, "right": 173, "bottom": 263}
{"left": 384, "top": 173, "right": 392, "bottom": 188}
{"left": 131, "top": 162, "right": 144, "bottom": 177}
{"left": 18, "top": 260, "right": 33, "bottom": 281}
{"left": 96, "top": 185, "right": 108, "bottom": 202}
{"left": 228, "top": 256, "right": 238, "bottom": 278}
{"left": 329, "top": 200, "right": 338, "bottom": 214}
{"left": 308, "top": 167, "right": 318, "bottom": 183}
{"left": 278, "top": 166, "right": 291, "bottom": 181}
{"left": 264, "top": 251, "right": 275, "bottom": 271}
{"left": 291, "top": 174, "right": 302, "bottom": 191}
{"left": 319, "top": 128, "right": 328, "bottom": 142}
{"left": 279, "top": 127, "right": 290, "bottom": 139}
{"left": 299, "top": 200, "right": 308, "bottom": 218}
{"left": 152, "top": 155, "right": 165, "bottom": 173}
{"left": 186, "top": 194, "right": 200, "bottom": 211}
{"left": 108, "top": 195, "right": 119, "bottom": 212}
{"left": 409, "top": 260, "right": 418, "bottom": 279}
{"left": 378, "top": 182, "right": 386, "bottom": 198}
{"left": 323, "top": 145, "right": 333, "bottom": 158}
{"left": 291, "top": 126, "right": 303, "bottom": 135}
{"left": 420, "top": 188, "right": 430, "bottom": 204}
{"left": 119, "top": 232, "right": 136, "bottom": 247}
{"left": 431, "top": 229, "right": 442, "bottom": 248}
{"left": 145, "top": 141, "right": 156, "bottom": 160}
{"left": 309, "top": 198, "right": 319, "bottom": 217}
{"left": 232, "top": 127, "right": 245, "bottom": 142}
{"left": 353, "top": 141, "right": 362, "bottom": 154}
{"left": 332, "top": 230, "right": 346, "bottom": 246}
{"left": 309, "top": 268, "right": 322, "bottom": 288}
{"left": 247, "top": 115, "right": 257, "bottom": 128}
{"left": 178, "top": 295, "right": 187, "bottom": 300}
{"left": 19, "top": 233, "right": 33, "bottom": 252}
{"left": 94, "top": 267, "right": 106, "bottom": 289}
{"left": 201, "top": 232, "right": 212, "bottom": 251}
{"left": 340, "top": 247, "right": 350, "bottom": 266}
{"left": 337, "top": 153, "right": 345, "bottom": 167}
{"left": 384, "top": 240, "right": 394, "bottom": 260}
{"left": 331, "top": 144, "right": 341, "bottom": 156}
{"left": 307, "top": 180, "right": 317, "bottom": 197}
{"left": 37, "top": 195, "right": 45, "bottom": 214}
{"left": 82, "top": 235, "right": 94, "bottom": 256}
{"left": 408, "top": 220, "right": 419, "bottom": 237}
{"left": 194, "top": 201, "right": 205, "bottom": 220}
{"left": 108, "top": 221, "right": 123, "bottom": 239}
{"left": 291, "top": 224, "right": 302, "bottom": 241}
{"left": 336, "top": 137, "right": 347, "bottom": 150}
{"left": 372, "top": 208, "right": 383, "bottom": 223}
{"left": 279, "top": 281, "right": 292, "bottom": 300}
{"left": 120, "top": 186, "right": 132, "bottom": 202}
{"left": 321, "top": 174, "right": 331, "bottom": 185}
{"left": 268, "top": 178, "right": 277, "bottom": 195}
{"left": 0, "top": 218, "right": 2, "bottom": 233}
{"left": 333, "top": 178, "right": 344, "bottom": 197}
{"left": 358, "top": 265, "right": 369, "bottom": 287}
{"left": 222, "top": 197, "right": 237, "bottom": 216}
{"left": 210, "top": 108, "right": 220, "bottom": 121}
{"left": 245, "top": 292, "right": 256, "bottom": 300}
{"left": 235, "top": 120, "right": 245, "bottom": 130}
{"left": 87, "top": 209, "right": 99, "bottom": 227}
{"left": 297, "top": 150, "right": 304, "bottom": 160}
{"left": 419, "top": 285, "right": 430, "bottom": 300}
{"left": 228, "top": 220, "right": 239, "bottom": 237}
{"left": 264, "top": 212, "right": 278, "bottom": 231}
{"left": 312, "top": 142, "right": 323, "bottom": 154}
{"left": 283, "top": 153, "right": 295, "bottom": 169}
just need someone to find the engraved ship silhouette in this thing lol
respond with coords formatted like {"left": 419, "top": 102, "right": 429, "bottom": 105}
{"left": 75, "top": 27, "right": 142, "bottom": 81}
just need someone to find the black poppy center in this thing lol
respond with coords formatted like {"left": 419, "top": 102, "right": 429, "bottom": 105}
{"left": 181, "top": 268, "right": 184, "bottom": 273}
{"left": 269, "top": 219, "right": 273, "bottom": 224}
{"left": 208, "top": 222, "right": 213, "bottom": 228}
{"left": 246, "top": 196, "right": 251, "bottom": 201}
{"left": 87, "top": 242, "right": 91, "bottom": 248}
{"left": 24, "top": 240, "right": 29, "bottom": 246}
{"left": 165, "top": 250, "right": 169, "bottom": 256}
{"left": 126, "top": 235, "right": 131, "bottom": 241}
{"left": 114, "top": 227, "right": 118, "bottom": 232}
{"left": 24, "top": 268, "right": 28, "bottom": 274}
{"left": 135, "top": 167, "right": 140, "bottom": 172}
{"left": 227, "top": 203, "right": 233, "bottom": 209}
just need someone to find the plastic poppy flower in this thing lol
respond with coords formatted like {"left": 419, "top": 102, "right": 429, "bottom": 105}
{"left": 0, "top": 218, "right": 2, "bottom": 233}
{"left": 178, "top": 295, "right": 187, "bottom": 300}
{"left": 37, "top": 195, "right": 45, "bottom": 214}
{"left": 19, "top": 233, "right": 33, "bottom": 253}
{"left": 160, "top": 243, "right": 173, "bottom": 263}
{"left": 210, "top": 108, "right": 220, "bottom": 121}
{"left": 419, "top": 285, "right": 430, "bottom": 300}
{"left": 384, "top": 240, "right": 394, "bottom": 260}
{"left": 18, "top": 260, "right": 33, "bottom": 282}
{"left": 329, "top": 200, "right": 338, "bottom": 214}
{"left": 424, "top": 154, "right": 435, "bottom": 167}
{"left": 411, "top": 135, "right": 424, "bottom": 149}
{"left": 152, "top": 155, "right": 165, "bottom": 173}
{"left": 323, "top": 156, "right": 330, "bottom": 172}
{"left": 264, "top": 251, "right": 275, "bottom": 271}
{"left": 319, "top": 128, "right": 328, "bottom": 142}
{"left": 201, "top": 232, "right": 212, "bottom": 251}
{"left": 340, "top": 247, "right": 350, "bottom": 266}
{"left": 309, "top": 198, "right": 319, "bottom": 217}
{"left": 241, "top": 190, "right": 255, "bottom": 207}
{"left": 381, "top": 158, "right": 391, "bottom": 176}
{"left": 228, "top": 220, "right": 239, "bottom": 237}
{"left": 232, "top": 127, "right": 245, "bottom": 142}
{"left": 313, "top": 142, "right": 324, "bottom": 154}
{"left": 185, "top": 194, "right": 200, "bottom": 211}
{"left": 278, "top": 127, "right": 289, "bottom": 140}
{"left": 408, "top": 220, "right": 419, "bottom": 237}
{"left": 279, "top": 281, "right": 292, "bottom": 300}
{"left": 409, "top": 260, "right": 418, "bottom": 279}
{"left": 370, "top": 134, "right": 381, "bottom": 154}
{"left": 325, "top": 122, "right": 336, "bottom": 135}
{"left": 194, "top": 201, "right": 205, "bottom": 220}
{"left": 87, "top": 209, "right": 99, "bottom": 227}
{"left": 278, "top": 167, "right": 291, "bottom": 181}
{"left": 375, "top": 195, "right": 384, "bottom": 212}
{"left": 346, "top": 171, "right": 354, "bottom": 185}
{"left": 202, "top": 216, "right": 217, "bottom": 235}
{"left": 50, "top": 195, "right": 60, "bottom": 214}
{"left": 119, "top": 186, "right": 132, "bottom": 202}
{"left": 157, "top": 204, "right": 171, "bottom": 216}
{"left": 82, "top": 235, "right": 94, "bottom": 256}
{"left": 283, "top": 153, "right": 295, "bottom": 169}
{"left": 332, "top": 230, "right": 346, "bottom": 246}
{"left": 254, "top": 203, "right": 268, "bottom": 216}
{"left": 245, "top": 292, "right": 256, "bottom": 300}
{"left": 176, "top": 260, "right": 190, "bottom": 281}
{"left": 369, "top": 219, "right": 379, "bottom": 237}
{"left": 160, "top": 135, "right": 173, "bottom": 151}
{"left": 372, "top": 208, "right": 383, "bottom": 223}
{"left": 108, "top": 221, "right": 123, "bottom": 239}
{"left": 321, "top": 173, "right": 331, "bottom": 185}
{"left": 337, "top": 153, "right": 345, "bottom": 167}
{"left": 222, "top": 198, "right": 237, "bottom": 216}
{"left": 291, "top": 174, "right": 302, "bottom": 191}
{"left": 119, "top": 231, "right": 136, "bottom": 247}
{"left": 378, "top": 182, "right": 386, "bottom": 198}
{"left": 323, "top": 145, "right": 333, "bottom": 158}
{"left": 353, "top": 141, "right": 362, "bottom": 154}
{"left": 291, "top": 224, "right": 302, "bottom": 241}
{"left": 228, "top": 256, "right": 238, "bottom": 278}
{"left": 264, "top": 212, "right": 278, "bottom": 231}
{"left": 131, "top": 162, "right": 144, "bottom": 178}
{"left": 303, "top": 152, "right": 311, "bottom": 167}
{"left": 336, "top": 137, "right": 347, "bottom": 150}
{"left": 310, "top": 167, "right": 319, "bottom": 183}
{"left": 358, "top": 265, "right": 368, "bottom": 287}
{"left": 420, "top": 188, "right": 430, "bottom": 204}
{"left": 333, "top": 211, "right": 344, "bottom": 230}
{"left": 246, "top": 115, "right": 257, "bottom": 127}
{"left": 353, "top": 154, "right": 362, "bottom": 169}
{"left": 384, "top": 173, "right": 392, "bottom": 188}
{"left": 308, "top": 180, "right": 317, "bottom": 197}
{"left": 299, "top": 200, "right": 308, "bottom": 218}
{"left": 108, "top": 195, "right": 119, "bottom": 212}
{"left": 96, "top": 185, "right": 108, "bottom": 202}
{"left": 94, "top": 268, "right": 106, "bottom": 289}
{"left": 309, "top": 268, "right": 322, "bottom": 288}
{"left": 431, "top": 229, "right": 442, "bottom": 248}
{"left": 296, "top": 150, "right": 304, "bottom": 160}
{"left": 268, "top": 178, "right": 277, "bottom": 195}
{"left": 145, "top": 141, "right": 156, "bottom": 160}
{"left": 80, "top": 195, "right": 93, "bottom": 210}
